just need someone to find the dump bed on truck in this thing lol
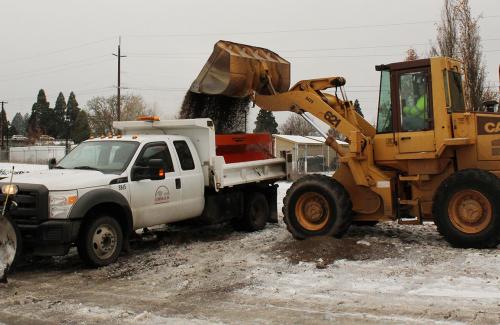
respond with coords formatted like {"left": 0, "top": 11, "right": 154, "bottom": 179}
{"left": 113, "top": 118, "right": 286, "bottom": 190}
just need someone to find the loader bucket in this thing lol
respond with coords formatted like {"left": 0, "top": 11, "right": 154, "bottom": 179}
{"left": 190, "top": 40, "right": 290, "bottom": 97}
{"left": 0, "top": 215, "right": 20, "bottom": 281}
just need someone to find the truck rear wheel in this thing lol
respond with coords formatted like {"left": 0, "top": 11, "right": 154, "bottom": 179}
{"left": 77, "top": 215, "right": 123, "bottom": 267}
{"left": 433, "top": 169, "right": 500, "bottom": 248}
{"left": 239, "top": 192, "right": 269, "bottom": 232}
{"left": 283, "top": 174, "right": 352, "bottom": 239}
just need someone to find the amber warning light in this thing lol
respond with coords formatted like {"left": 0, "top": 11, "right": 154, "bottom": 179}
{"left": 137, "top": 115, "right": 160, "bottom": 121}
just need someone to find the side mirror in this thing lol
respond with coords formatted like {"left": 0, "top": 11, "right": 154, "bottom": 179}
{"left": 147, "top": 159, "right": 165, "bottom": 181}
{"left": 48, "top": 158, "right": 57, "bottom": 169}
{"left": 131, "top": 159, "right": 165, "bottom": 181}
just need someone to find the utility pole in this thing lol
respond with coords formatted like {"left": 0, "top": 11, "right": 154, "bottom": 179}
{"left": 112, "top": 36, "right": 126, "bottom": 121}
{"left": 0, "top": 101, "right": 7, "bottom": 149}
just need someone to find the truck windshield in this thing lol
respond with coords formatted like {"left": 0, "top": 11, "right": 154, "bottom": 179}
{"left": 58, "top": 141, "right": 139, "bottom": 174}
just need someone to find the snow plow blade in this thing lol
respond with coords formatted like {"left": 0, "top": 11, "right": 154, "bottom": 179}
{"left": 189, "top": 40, "right": 290, "bottom": 97}
{"left": 0, "top": 214, "right": 20, "bottom": 282}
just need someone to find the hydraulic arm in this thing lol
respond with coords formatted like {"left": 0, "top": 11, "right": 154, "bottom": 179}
{"left": 190, "top": 40, "right": 394, "bottom": 217}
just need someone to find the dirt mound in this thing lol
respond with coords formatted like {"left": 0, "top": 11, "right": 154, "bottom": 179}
{"left": 179, "top": 91, "right": 250, "bottom": 133}
{"left": 274, "top": 236, "right": 398, "bottom": 267}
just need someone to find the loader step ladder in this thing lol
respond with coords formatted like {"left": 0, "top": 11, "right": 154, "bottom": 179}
{"left": 398, "top": 199, "right": 423, "bottom": 225}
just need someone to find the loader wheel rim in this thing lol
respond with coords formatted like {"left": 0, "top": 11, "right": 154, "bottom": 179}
{"left": 92, "top": 224, "right": 118, "bottom": 260}
{"left": 448, "top": 190, "right": 492, "bottom": 234}
{"left": 295, "top": 192, "right": 330, "bottom": 231}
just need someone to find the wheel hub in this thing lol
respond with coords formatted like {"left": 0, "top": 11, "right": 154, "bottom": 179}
{"left": 448, "top": 190, "right": 492, "bottom": 234}
{"left": 92, "top": 224, "right": 117, "bottom": 259}
{"left": 295, "top": 192, "right": 330, "bottom": 231}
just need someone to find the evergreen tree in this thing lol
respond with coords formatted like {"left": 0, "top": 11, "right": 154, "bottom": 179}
{"left": 11, "top": 112, "right": 26, "bottom": 136}
{"left": 27, "top": 89, "right": 49, "bottom": 139}
{"left": 353, "top": 99, "right": 364, "bottom": 117}
{"left": 0, "top": 107, "right": 7, "bottom": 148}
{"left": 23, "top": 113, "right": 30, "bottom": 135}
{"left": 66, "top": 92, "right": 80, "bottom": 126}
{"left": 253, "top": 109, "right": 278, "bottom": 134}
{"left": 8, "top": 124, "right": 17, "bottom": 137}
{"left": 71, "top": 110, "right": 91, "bottom": 143}
{"left": 53, "top": 92, "right": 67, "bottom": 138}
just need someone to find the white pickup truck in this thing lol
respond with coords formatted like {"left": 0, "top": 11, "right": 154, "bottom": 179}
{"left": 0, "top": 118, "right": 286, "bottom": 266}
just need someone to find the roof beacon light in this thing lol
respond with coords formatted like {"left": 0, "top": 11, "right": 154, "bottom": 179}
{"left": 137, "top": 115, "right": 160, "bottom": 122}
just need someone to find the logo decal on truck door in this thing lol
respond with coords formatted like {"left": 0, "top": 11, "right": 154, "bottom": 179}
{"left": 154, "top": 186, "right": 170, "bottom": 204}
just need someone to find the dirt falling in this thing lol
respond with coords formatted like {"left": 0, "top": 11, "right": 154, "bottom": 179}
{"left": 179, "top": 91, "right": 250, "bottom": 134}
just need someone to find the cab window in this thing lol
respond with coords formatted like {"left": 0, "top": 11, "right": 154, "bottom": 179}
{"left": 173, "top": 140, "right": 195, "bottom": 171}
{"left": 447, "top": 71, "right": 465, "bottom": 113}
{"left": 376, "top": 70, "right": 393, "bottom": 133}
{"left": 135, "top": 142, "right": 174, "bottom": 173}
{"left": 399, "top": 71, "right": 432, "bottom": 132}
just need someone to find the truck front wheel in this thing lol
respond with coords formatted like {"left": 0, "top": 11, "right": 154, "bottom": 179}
{"left": 77, "top": 215, "right": 123, "bottom": 267}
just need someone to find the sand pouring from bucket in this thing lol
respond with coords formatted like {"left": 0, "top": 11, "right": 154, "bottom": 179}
{"left": 189, "top": 40, "right": 291, "bottom": 98}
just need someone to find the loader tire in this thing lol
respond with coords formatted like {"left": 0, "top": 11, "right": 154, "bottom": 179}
{"left": 283, "top": 174, "right": 352, "bottom": 239}
{"left": 238, "top": 192, "right": 269, "bottom": 232}
{"left": 77, "top": 215, "right": 123, "bottom": 267}
{"left": 433, "top": 169, "right": 500, "bottom": 248}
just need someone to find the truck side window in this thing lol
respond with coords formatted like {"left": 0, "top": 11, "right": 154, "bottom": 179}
{"left": 173, "top": 140, "right": 195, "bottom": 170}
{"left": 376, "top": 70, "right": 393, "bottom": 133}
{"left": 136, "top": 143, "right": 174, "bottom": 173}
{"left": 399, "top": 71, "right": 431, "bottom": 132}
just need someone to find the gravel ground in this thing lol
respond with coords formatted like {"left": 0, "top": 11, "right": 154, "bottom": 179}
{"left": 0, "top": 181, "right": 499, "bottom": 324}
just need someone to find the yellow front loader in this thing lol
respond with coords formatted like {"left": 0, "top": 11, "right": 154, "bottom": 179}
{"left": 191, "top": 40, "right": 500, "bottom": 248}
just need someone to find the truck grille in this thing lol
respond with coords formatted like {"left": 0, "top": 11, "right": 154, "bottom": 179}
{"left": 0, "top": 184, "right": 48, "bottom": 225}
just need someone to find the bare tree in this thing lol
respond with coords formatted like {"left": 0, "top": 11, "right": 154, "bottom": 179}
{"left": 405, "top": 48, "right": 419, "bottom": 61}
{"left": 431, "top": 0, "right": 488, "bottom": 111}
{"left": 455, "top": 0, "right": 487, "bottom": 111}
{"left": 279, "top": 114, "right": 317, "bottom": 136}
{"left": 430, "top": 0, "right": 458, "bottom": 57}
{"left": 86, "top": 94, "right": 155, "bottom": 134}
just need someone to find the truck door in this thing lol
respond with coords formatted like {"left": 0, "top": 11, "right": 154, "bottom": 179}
{"left": 172, "top": 139, "right": 205, "bottom": 219}
{"left": 395, "top": 69, "right": 436, "bottom": 154}
{"left": 129, "top": 141, "right": 182, "bottom": 229}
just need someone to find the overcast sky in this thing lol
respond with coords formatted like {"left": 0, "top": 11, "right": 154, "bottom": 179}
{"left": 0, "top": 0, "right": 498, "bottom": 129}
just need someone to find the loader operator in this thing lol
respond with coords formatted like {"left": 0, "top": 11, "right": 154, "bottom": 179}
{"left": 402, "top": 77, "right": 428, "bottom": 131}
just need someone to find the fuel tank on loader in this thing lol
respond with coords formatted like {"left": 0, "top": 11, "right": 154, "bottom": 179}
{"left": 189, "top": 40, "right": 291, "bottom": 97}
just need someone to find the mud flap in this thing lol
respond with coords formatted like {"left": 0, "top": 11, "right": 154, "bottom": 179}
{"left": 0, "top": 214, "right": 21, "bottom": 282}
{"left": 267, "top": 184, "right": 279, "bottom": 223}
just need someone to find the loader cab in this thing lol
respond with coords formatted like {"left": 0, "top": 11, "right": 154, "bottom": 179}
{"left": 375, "top": 59, "right": 437, "bottom": 154}
{"left": 374, "top": 57, "right": 462, "bottom": 161}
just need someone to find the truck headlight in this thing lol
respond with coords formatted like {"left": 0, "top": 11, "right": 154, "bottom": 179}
{"left": 2, "top": 184, "right": 18, "bottom": 195}
{"left": 49, "top": 190, "right": 78, "bottom": 219}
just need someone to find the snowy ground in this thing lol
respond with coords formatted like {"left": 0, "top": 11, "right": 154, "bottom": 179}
{"left": 0, "top": 181, "right": 499, "bottom": 324}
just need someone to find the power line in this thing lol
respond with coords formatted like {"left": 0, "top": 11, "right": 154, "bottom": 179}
{"left": 0, "top": 37, "right": 115, "bottom": 65}
{"left": 123, "top": 15, "right": 500, "bottom": 38}
{"left": 0, "top": 57, "right": 113, "bottom": 83}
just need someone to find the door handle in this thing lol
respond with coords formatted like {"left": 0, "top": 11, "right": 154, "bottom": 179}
{"left": 401, "top": 136, "right": 412, "bottom": 140}
{"left": 175, "top": 178, "right": 181, "bottom": 189}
